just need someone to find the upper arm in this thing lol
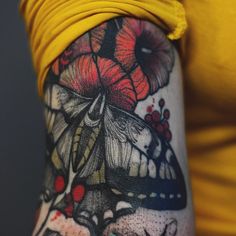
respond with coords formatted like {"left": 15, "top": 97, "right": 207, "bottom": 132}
{"left": 37, "top": 17, "right": 194, "bottom": 236}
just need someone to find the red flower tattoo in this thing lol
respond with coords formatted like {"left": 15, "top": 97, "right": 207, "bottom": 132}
{"left": 115, "top": 18, "right": 174, "bottom": 97}
{"left": 60, "top": 55, "right": 136, "bottom": 110}
{"left": 52, "top": 23, "right": 107, "bottom": 75}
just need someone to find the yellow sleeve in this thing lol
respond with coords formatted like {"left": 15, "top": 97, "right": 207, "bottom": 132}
{"left": 20, "top": 0, "right": 187, "bottom": 96}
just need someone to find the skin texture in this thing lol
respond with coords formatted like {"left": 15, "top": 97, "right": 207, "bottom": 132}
{"left": 33, "top": 17, "right": 194, "bottom": 236}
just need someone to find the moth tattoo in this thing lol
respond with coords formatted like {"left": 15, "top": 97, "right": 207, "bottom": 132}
{"left": 36, "top": 17, "right": 186, "bottom": 236}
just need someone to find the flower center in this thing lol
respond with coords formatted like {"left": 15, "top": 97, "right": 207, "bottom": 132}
{"left": 135, "top": 32, "right": 155, "bottom": 69}
{"left": 141, "top": 47, "right": 152, "bottom": 54}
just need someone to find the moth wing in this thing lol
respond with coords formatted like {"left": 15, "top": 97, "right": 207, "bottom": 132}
{"left": 44, "top": 83, "right": 92, "bottom": 133}
{"left": 104, "top": 105, "right": 187, "bottom": 210}
{"left": 43, "top": 229, "right": 62, "bottom": 236}
{"left": 43, "top": 84, "right": 95, "bottom": 200}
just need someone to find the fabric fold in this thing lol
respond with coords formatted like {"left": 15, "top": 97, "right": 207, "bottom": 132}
{"left": 20, "top": 0, "right": 187, "bottom": 96}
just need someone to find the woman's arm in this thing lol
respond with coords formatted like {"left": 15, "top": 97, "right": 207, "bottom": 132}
{"left": 34, "top": 17, "right": 194, "bottom": 236}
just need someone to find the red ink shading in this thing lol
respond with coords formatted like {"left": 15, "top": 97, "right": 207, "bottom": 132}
{"left": 115, "top": 18, "right": 173, "bottom": 95}
{"left": 72, "top": 185, "right": 85, "bottom": 203}
{"left": 156, "top": 124, "right": 164, "bottom": 134}
{"left": 52, "top": 59, "right": 60, "bottom": 75}
{"left": 65, "top": 193, "right": 72, "bottom": 202}
{"left": 60, "top": 55, "right": 137, "bottom": 111}
{"left": 152, "top": 110, "right": 161, "bottom": 122}
{"left": 162, "top": 120, "right": 169, "bottom": 130}
{"left": 147, "top": 105, "right": 153, "bottom": 113}
{"left": 159, "top": 98, "right": 165, "bottom": 108}
{"left": 130, "top": 66, "right": 150, "bottom": 100}
{"left": 144, "top": 114, "right": 152, "bottom": 123}
{"left": 54, "top": 175, "right": 65, "bottom": 193}
{"left": 64, "top": 49, "right": 73, "bottom": 57}
{"left": 65, "top": 204, "right": 74, "bottom": 217}
{"left": 163, "top": 109, "right": 170, "bottom": 119}
{"left": 63, "top": 193, "right": 74, "bottom": 218}
{"left": 51, "top": 211, "right": 62, "bottom": 222}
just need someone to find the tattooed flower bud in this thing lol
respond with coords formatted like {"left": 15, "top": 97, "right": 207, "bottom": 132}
{"left": 162, "top": 120, "right": 170, "bottom": 130}
{"left": 152, "top": 110, "right": 161, "bottom": 122}
{"left": 145, "top": 114, "right": 152, "bottom": 123}
{"left": 159, "top": 98, "right": 165, "bottom": 108}
{"left": 164, "top": 109, "right": 170, "bottom": 119}
{"left": 156, "top": 124, "right": 164, "bottom": 134}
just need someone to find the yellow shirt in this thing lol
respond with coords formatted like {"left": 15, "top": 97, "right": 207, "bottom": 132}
{"left": 20, "top": 0, "right": 236, "bottom": 235}
{"left": 181, "top": 1, "right": 236, "bottom": 235}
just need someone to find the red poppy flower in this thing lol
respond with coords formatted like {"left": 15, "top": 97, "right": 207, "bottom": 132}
{"left": 90, "top": 23, "right": 107, "bottom": 53}
{"left": 115, "top": 18, "right": 174, "bottom": 98}
{"left": 73, "top": 22, "right": 107, "bottom": 56}
{"left": 98, "top": 57, "right": 136, "bottom": 110}
{"left": 60, "top": 55, "right": 136, "bottom": 111}
{"left": 60, "top": 55, "right": 99, "bottom": 98}
{"left": 52, "top": 22, "right": 107, "bottom": 75}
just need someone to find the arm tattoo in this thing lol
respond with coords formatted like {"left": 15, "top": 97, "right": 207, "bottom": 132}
{"left": 36, "top": 17, "right": 187, "bottom": 236}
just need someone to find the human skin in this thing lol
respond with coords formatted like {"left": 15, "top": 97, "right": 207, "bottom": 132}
{"left": 33, "top": 17, "right": 195, "bottom": 236}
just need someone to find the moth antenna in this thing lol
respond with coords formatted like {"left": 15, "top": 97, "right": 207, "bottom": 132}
{"left": 85, "top": 93, "right": 105, "bottom": 127}
{"left": 99, "top": 94, "right": 106, "bottom": 115}
{"left": 89, "top": 93, "right": 102, "bottom": 114}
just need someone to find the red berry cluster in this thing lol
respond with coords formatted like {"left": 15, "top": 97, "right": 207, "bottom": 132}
{"left": 144, "top": 98, "right": 172, "bottom": 142}
{"left": 53, "top": 175, "right": 86, "bottom": 218}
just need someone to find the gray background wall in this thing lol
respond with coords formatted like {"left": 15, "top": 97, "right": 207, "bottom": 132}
{"left": 0, "top": 2, "right": 45, "bottom": 235}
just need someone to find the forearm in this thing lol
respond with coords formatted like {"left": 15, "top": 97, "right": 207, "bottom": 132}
{"left": 34, "top": 17, "right": 194, "bottom": 236}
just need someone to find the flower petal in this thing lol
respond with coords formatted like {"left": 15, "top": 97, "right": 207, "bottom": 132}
{"left": 98, "top": 57, "right": 125, "bottom": 86}
{"left": 91, "top": 22, "right": 107, "bottom": 53}
{"left": 115, "top": 19, "right": 138, "bottom": 71}
{"left": 59, "top": 55, "right": 100, "bottom": 97}
{"left": 131, "top": 66, "right": 150, "bottom": 100}
{"left": 52, "top": 58, "right": 60, "bottom": 76}
{"left": 139, "top": 24, "right": 174, "bottom": 93}
{"left": 97, "top": 57, "right": 137, "bottom": 111}
{"left": 115, "top": 18, "right": 174, "bottom": 97}
{"left": 72, "top": 33, "right": 92, "bottom": 56}
{"left": 108, "top": 78, "right": 137, "bottom": 111}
